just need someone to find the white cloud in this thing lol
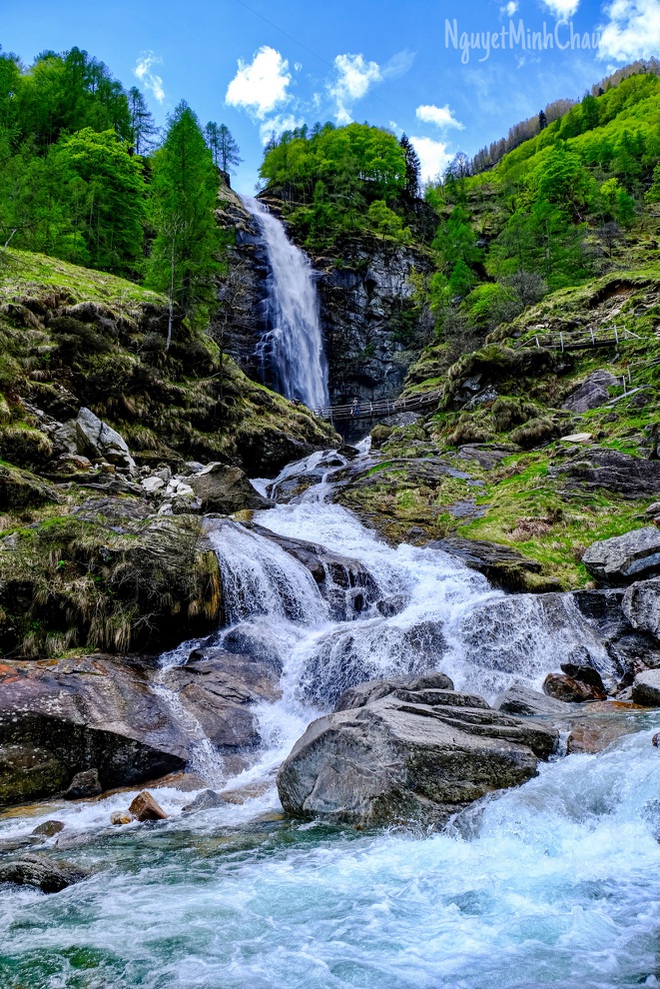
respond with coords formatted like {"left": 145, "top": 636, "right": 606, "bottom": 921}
{"left": 409, "top": 136, "right": 453, "bottom": 182}
{"left": 259, "top": 113, "right": 304, "bottom": 145}
{"left": 598, "top": 0, "right": 660, "bottom": 60}
{"left": 134, "top": 51, "right": 165, "bottom": 104}
{"left": 415, "top": 103, "right": 464, "bottom": 130}
{"left": 539, "top": 0, "right": 581, "bottom": 16}
{"left": 226, "top": 46, "right": 292, "bottom": 119}
{"left": 328, "top": 53, "right": 382, "bottom": 124}
{"left": 501, "top": 1, "right": 518, "bottom": 14}
{"left": 381, "top": 49, "right": 417, "bottom": 80}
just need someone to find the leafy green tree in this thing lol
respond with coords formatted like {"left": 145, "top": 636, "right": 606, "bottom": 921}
{"left": 147, "top": 101, "right": 222, "bottom": 344}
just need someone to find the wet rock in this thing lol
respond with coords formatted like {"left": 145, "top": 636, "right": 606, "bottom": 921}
{"left": 631, "top": 670, "right": 660, "bottom": 707}
{"left": 0, "top": 854, "right": 88, "bottom": 893}
{"left": 0, "top": 743, "right": 67, "bottom": 807}
{"left": 652, "top": 732, "right": 660, "bottom": 747}
{"left": 75, "top": 407, "right": 135, "bottom": 470}
{"left": 622, "top": 578, "right": 660, "bottom": 640}
{"left": 182, "top": 789, "right": 225, "bottom": 814}
{"left": 551, "top": 448, "right": 660, "bottom": 500}
{"left": 128, "top": 790, "right": 168, "bottom": 822}
{"left": 543, "top": 673, "right": 605, "bottom": 703}
{"left": 583, "top": 528, "right": 660, "bottom": 586}
{"left": 562, "top": 370, "right": 618, "bottom": 413}
{"left": 335, "top": 672, "right": 455, "bottom": 712}
{"left": 559, "top": 663, "right": 606, "bottom": 693}
{"left": 278, "top": 680, "right": 558, "bottom": 827}
{"left": 110, "top": 811, "right": 132, "bottom": 826}
{"left": 63, "top": 769, "right": 102, "bottom": 800}
{"left": 494, "top": 684, "right": 570, "bottom": 717}
{"left": 427, "top": 537, "right": 560, "bottom": 593}
{"left": 0, "top": 836, "right": 39, "bottom": 853}
{"left": 183, "top": 463, "right": 272, "bottom": 513}
{"left": 31, "top": 820, "right": 65, "bottom": 837}
{"left": 375, "top": 594, "right": 408, "bottom": 618}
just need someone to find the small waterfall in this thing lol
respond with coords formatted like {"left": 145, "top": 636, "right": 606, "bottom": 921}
{"left": 241, "top": 195, "right": 329, "bottom": 410}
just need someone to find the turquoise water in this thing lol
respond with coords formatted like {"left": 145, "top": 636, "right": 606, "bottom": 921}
{"left": 1, "top": 726, "right": 658, "bottom": 989}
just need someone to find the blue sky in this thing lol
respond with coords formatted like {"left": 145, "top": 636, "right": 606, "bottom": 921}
{"left": 2, "top": 0, "right": 658, "bottom": 192}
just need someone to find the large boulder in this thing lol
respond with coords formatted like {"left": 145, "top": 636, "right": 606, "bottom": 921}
{"left": 582, "top": 527, "right": 660, "bottom": 586}
{"left": 183, "top": 463, "right": 272, "bottom": 513}
{"left": 622, "top": 578, "right": 660, "bottom": 640}
{"left": 75, "top": 407, "right": 135, "bottom": 470}
{"left": 0, "top": 650, "right": 279, "bottom": 807}
{"left": 549, "top": 448, "right": 660, "bottom": 499}
{"left": 277, "top": 677, "right": 558, "bottom": 827}
{"left": 631, "top": 670, "right": 660, "bottom": 706}
{"left": 0, "top": 463, "right": 60, "bottom": 511}
{"left": 562, "top": 370, "right": 618, "bottom": 413}
{"left": 0, "top": 854, "right": 88, "bottom": 893}
{"left": 493, "top": 684, "right": 570, "bottom": 717}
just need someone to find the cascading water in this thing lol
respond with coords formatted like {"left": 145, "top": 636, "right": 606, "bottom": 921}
{"left": 241, "top": 195, "right": 329, "bottom": 410}
{"left": 1, "top": 449, "right": 658, "bottom": 989}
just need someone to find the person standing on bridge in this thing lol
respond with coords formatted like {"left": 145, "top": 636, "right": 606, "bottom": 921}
{"left": 351, "top": 397, "right": 361, "bottom": 417}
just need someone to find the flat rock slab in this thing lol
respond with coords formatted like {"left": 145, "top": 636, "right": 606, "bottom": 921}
{"left": 583, "top": 527, "right": 660, "bottom": 586}
{"left": 550, "top": 448, "right": 660, "bottom": 500}
{"left": 277, "top": 679, "right": 558, "bottom": 827}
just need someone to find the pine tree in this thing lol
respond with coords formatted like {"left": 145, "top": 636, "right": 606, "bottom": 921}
{"left": 539, "top": 109, "right": 548, "bottom": 131}
{"left": 128, "top": 87, "right": 158, "bottom": 155}
{"left": 399, "top": 134, "right": 421, "bottom": 198}
{"left": 205, "top": 121, "right": 242, "bottom": 173}
{"left": 147, "top": 101, "right": 222, "bottom": 344}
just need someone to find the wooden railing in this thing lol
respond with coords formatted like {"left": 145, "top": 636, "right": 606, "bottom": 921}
{"left": 314, "top": 388, "right": 444, "bottom": 422}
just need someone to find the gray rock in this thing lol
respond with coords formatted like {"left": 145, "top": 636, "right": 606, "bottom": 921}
{"left": 562, "top": 370, "right": 618, "bottom": 413}
{"left": 31, "top": 820, "right": 65, "bottom": 837}
{"left": 631, "top": 670, "right": 660, "bottom": 706}
{"left": 583, "top": 527, "right": 660, "bottom": 586}
{"left": 622, "top": 578, "right": 660, "bottom": 640}
{"left": 493, "top": 684, "right": 570, "bottom": 717}
{"left": 182, "top": 789, "right": 224, "bottom": 814}
{"left": 183, "top": 463, "right": 272, "bottom": 513}
{"left": 335, "top": 672, "right": 455, "bottom": 712}
{"left": 277, "top": 682, "right": 558, "bottom": 827}
{"left": 63, "top": 768, "right": 102, "bottom": 800}
{"left": 0, "top": 854, "right": 88, "bottom": 893}
{"left": 550, "top": 448, "right": 660, "bottom": 500}
{"left": 75, "top": 407, "right": 135, "bottom": 470}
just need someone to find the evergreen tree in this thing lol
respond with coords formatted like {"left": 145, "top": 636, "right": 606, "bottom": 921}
{"left": 538, "top": 109, "right": 548, "bottom": 131}
{"left": 400, "top": 134, "right": 421, "bottom": 198}
{"left": 147, "top": 101, "right": 222, "bottom": 344}
{"left": 205, "top": 122, "right": 242, "bottom": 173}
{"left": 128, "top": 87, "right": 158, "bottom": 155}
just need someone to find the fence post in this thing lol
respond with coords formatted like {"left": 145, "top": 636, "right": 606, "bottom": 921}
{"left": 590, "top": 328, "right": 594, "bottom": 345}
{"left": 535, "top": 335, "right": 539, "bottom": 348}
{"left": 614, "top": 325, "right": 619, "bottom": 344}
{"left": 560, "top": 332, "right": 564, "bottom": 352}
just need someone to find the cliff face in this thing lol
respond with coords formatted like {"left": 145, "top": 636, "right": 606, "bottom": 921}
{"left": 215, "top": 188, "right": 435, "bottom": 406}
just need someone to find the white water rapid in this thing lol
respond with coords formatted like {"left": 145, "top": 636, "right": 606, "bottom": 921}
{"left": 1, "top": 451, "right": 658, "bottom": 988}
{"left": 241, "top": 195, "right": 329, "bottom": 410}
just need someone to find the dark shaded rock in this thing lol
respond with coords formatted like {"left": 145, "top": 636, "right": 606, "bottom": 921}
{"left": 182, "top": 789, "right": 224, "bottom": 814}
{"left": 560, "top": 663, "right": 606, "bottom": 692}
{"left": 0, "top": 742, "right": 68, "bottom": 807}
{"left": 562, "top": 370, "right": 618, "bottom": 413}
{"left": 428, "top": 536, "right": 560, "bottom": 593}
{"left": 494, "top": 684, "right": 570, "bottom": 717}
{"left": 31, "top": 820, "right": 65, "bottom": 837}
{"left": 63, "top": 768, "right": 102, "bottom": 800}
{"left": 583, "top": 527, "right": 660, "bottom": 586}
{"left": 550, "top": 449, "right": 660, "bottom": 500}
{"left": 128, "top": 790, "right": 168, "bottom": 821}
{"left": 183, "top": 463, "right": 272, "bottom": 513}
{"left": 622, "top": 578, "right": 660, "bottom": 640}
{"left": 0, "top": 854, "right": 88, "bottom": 893}
{"left": 375, "top": 594, "right": 408, "bottom": 618}
{"left": 631, "top": 670, "right": 660, "bottom": 706}
{"left": 0, "top": 463, "right": 61, "bottom": 510}
{"left": 543, "top": 673, "right": 605, "bottom": 703}
{"left": 277, "top": 684, "right": 558, "bottom": 827}
{"left": 336, "top": 672, "right": 455, "bottom": 712}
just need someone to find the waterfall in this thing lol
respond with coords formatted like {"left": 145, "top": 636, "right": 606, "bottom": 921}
{"left": 241, "top": 195, "right": 329, "bottom": 410}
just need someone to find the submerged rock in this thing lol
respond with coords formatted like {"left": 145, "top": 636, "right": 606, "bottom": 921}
{"left": 277, "top": 678, "right": 558, "bottom": 827}
{"left": 182, "top": 789, "right": 225, "bottom": 815}
{"left": 583, "top": 527, "right": 660, "bottom": 586}
{"left": 0, "top": 854, "right": 88, "bottom": 893}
